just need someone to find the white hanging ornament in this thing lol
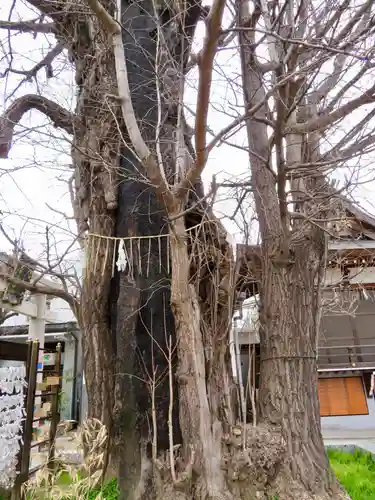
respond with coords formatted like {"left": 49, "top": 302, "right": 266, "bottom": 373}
{"left": 370, "top": 371, "right": 375, "bottom": 397}
{"left": 0, "top": 366, "right": 26, "bottom": 489}
{"left": 116, "top": 239, "right": 128, "bottom": 272}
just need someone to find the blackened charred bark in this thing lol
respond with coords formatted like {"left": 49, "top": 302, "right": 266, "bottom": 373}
{"left": 108, "top": 0, "right": 204, "bottom": 485}
{"left": 111, "top": 153, "right": 181, "bottom": 456}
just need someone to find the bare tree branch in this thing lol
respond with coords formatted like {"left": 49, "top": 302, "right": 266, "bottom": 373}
{"left": 0, "top": 94, "right": 75, "bottom": 158}
{"left": 0, "top": 226, "right": 81, "bottom": 320}
{"left": 9, "top": 43, "right": 63, "bottom": 79}
{"left": 310, "top": 54, "right": 347, "bottom": 104}
{"left": 288, "top": 83, "right": 375, "bottom": 134}
{"left": 0, "top": 223, "right": 79, "bottom": 285}
{"left": 313, "top": 0, "right": 350, "bottom": 40}
{"left": 86, "top": 0, "right": 119, "bottom": 34}
{"left": 330, "top": 0, "right": 374, "bottom": 45}
{"left": 24, "top": 0, "right": 60, "bottom": 18}
{"left": 230, "top": 26, "right": 372, "bottom": 60}
{"left": 85, "top": 0, "right": 174, "bottom": 204}
{"left": 0, "top": 20, "right": 56, "bottom": 33}
{"left": 326, "top": 62, "right": 375, "bottom": 112}
{"left": 186, "top": 16, "right": 237, "bottom": 73}
{"left": 174, "top": 0, "right": 226, "bottom": 198}
{"left": 6, "top": 42, "right": 64, "bottom": 100}
{"left": 323, "top": 133, "right": 375, "bottom": 164}
{"left": 0, "top": 271, "right": 79, "bottom": 312}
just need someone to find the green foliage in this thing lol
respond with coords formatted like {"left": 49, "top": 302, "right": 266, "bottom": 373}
{"left": 24, "top": 474, "right": 118, "bottom": 499}
{"left": 328, "top": 447, "right": 375, "bottom": 500}
{"left": 87, "top": 478, "right": 118, "bottom": 499}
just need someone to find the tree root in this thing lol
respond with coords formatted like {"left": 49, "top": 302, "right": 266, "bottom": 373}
{"left": 265, "top": 473, "right": 351, "bottom": 500}
{"left": 221, "top": 423, "right": 285, "bottom": 497}
{"left": 127, "top": 424, "right": 350, "bottom": 500}
{"left": 223, "top": 424, "right": 350, "bottom": 500}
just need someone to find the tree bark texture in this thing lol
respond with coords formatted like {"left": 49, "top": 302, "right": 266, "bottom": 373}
{"left": 169, "top": 213, "right": 233, "bottom": 500}
{"left": 110, "top": 3, "right": 236, "bottom": 497}
{"left": 238, "top": 1, "right": 349, "bottom": 498}
{"left": 15, "top": 0, "right": 350, "bottom": 498}
{"left": 1, "top": 2, "right": 120, "bottom": 438}
{"left": 69, "top": 1, "right": 119, "bottom": 440}
{"left": 258, "top": 242, "right": 335, "bottom": 494}
{"left": 76, "top": 0, "right": 234, "bottom": 496}
{"left": 109, "top": 1, "right": 183, "bottom": 489}
{"left": 70, "top": 3, "right": 347, "bottom": 498}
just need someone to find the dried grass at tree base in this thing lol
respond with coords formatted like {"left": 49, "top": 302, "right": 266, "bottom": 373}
{"left": 20, "top": 419, "right": 351, "bottom": 500}
{"left": 22, "top": 418, "right": 108, "bottom": 500}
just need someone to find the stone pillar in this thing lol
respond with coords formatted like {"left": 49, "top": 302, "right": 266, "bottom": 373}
{"left": 28, "top": 294, "right": 46, "bottom": 440}
{"left": 61, "top": 339, "right": 75, "bottom": 421}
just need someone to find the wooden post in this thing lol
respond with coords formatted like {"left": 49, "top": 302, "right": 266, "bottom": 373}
{"left": 14, "top": 341, "right": 39, "bottom": 498}
{"left": 11, "top": 341, "right": 33, "bottom": 500}
{"left": 47, "top": 343, "right": 62, "bottom": 472}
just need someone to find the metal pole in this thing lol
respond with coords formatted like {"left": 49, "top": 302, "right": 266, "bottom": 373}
{"left": 234, "top": 319, "right": 247, "bottom": 423}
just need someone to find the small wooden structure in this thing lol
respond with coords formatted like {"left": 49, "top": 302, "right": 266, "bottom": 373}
{"left": 1, "top": 340, "right": 62, "bottom": 498}
{"left": 0, "top": 251, "right": 65, "bottom": 496}
{"left": 0, "top": 251, "right": 63, "bottom": 417}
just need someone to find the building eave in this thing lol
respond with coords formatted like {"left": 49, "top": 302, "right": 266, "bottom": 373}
{"left": 318, "top": 366, "right": 375, "bottom": 373}
{"left": 0, "top": 321, "right": 79, "bottom": 337}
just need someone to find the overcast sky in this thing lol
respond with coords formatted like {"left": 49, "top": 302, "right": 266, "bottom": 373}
{"left": 1, "top": 0, "right": 375, "bottom": 287}
{"left": 0, "top": 0, "right": 253, "bottom": 255}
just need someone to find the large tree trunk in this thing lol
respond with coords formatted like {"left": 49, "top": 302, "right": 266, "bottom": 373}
{"left": 77, "top": 0, "right": 234, "bottom": 497}
{"left": 74, "top": 0, "right": 183, "bottom": 489}
{"left": 108, "top": 0, "right": 182, "bottom": 492}
{"left": 258, "top": 240, "right": 337, "bottom": 497}
{"left": 169, "top": 212, "right": 232, "bottom": 500}
{"left": 237, "top": 1, "right": 348, "bottom": 498}
{"left": 60, "top": 0, "right": 347, "bottom": 497}
{"left": 72, "top": 1, "right": 118, "bottom": 442}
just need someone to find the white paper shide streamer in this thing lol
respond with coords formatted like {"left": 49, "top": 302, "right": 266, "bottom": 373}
{"left": 0, "top": 366, "right": 26, "bottom": 489}
{"left": 116, "top": 239, "right": 128, "bottom": 272}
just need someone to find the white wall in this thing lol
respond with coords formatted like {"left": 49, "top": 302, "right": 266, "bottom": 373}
{"left": 324, "top": 266, "right": 375, "bottom": 287}
{"left": 48, "top": 297, "right": 76, "bottom": 322}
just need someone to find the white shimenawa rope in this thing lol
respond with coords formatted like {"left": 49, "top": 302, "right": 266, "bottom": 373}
{"left": 0, "top": 365, "right": 27, "bottom": 489}
{"left": 86, "top": 217, "right": 229, "bottom": 279}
